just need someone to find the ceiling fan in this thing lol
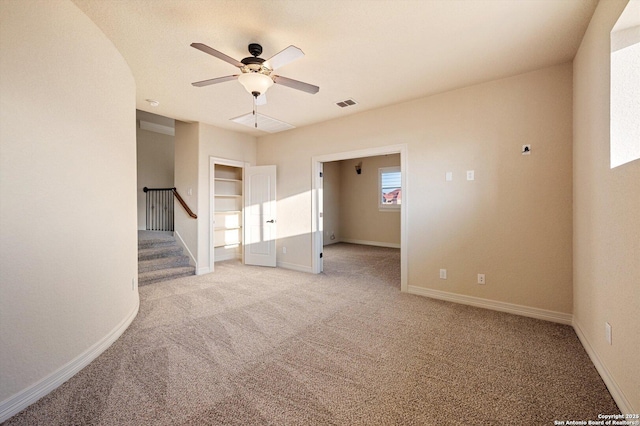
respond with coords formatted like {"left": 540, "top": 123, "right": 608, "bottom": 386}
{"left": 190, "top": 42, "right": 319, "bottom": 104}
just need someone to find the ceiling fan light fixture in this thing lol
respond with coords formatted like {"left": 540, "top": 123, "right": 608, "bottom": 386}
{"left": 238, "top": 72, "right": 274, "bottom": 97}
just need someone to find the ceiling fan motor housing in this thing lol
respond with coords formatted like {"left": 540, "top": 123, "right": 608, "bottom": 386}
{"left": 241, "top": 56, "right": 266, "bottom": 66}
{"left": 241, "top": 44, "right": 269, "bottom": 76}
{"left": 241, "top": 43, "right": 272, "bottom": 75}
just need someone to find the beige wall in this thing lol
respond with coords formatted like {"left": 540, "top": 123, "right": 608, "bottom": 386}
{"left": 258, "top": 62, "right": 573, "bottom": 314}
{"left": 0, "top": 0, "right": 138, "bottom": 409}
{"left": 174, "top": 121, "right": 200, "bottom": 266}
{"left": 573, "top": 0, "right": 639, "bottom": 413}
{"left": 136, "top": 127, "right": 174, "bottom": 230}
{"left": 339, "top": 155, "right": 401, "bottom": 246}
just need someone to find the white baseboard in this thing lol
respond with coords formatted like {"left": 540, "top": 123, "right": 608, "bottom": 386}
{"left": 277, "top": 261, "right": 314, "bottom": 273}
{"left": 407, "top": 285, "right": 573, "bottom": 325}
{"left": 0, "top": 298, "right": 140, "bottom": 423}
{"left": 196, "top": 267, "right": 211, "bottom": 275}
{"left": 573, "top": 320, "right": 635, "bottom": 414}
{"left": 340, "top": 238, "right": 401, "bottom": 249}
{"left": 174, "top": 230, "right": 197, "bottom": 268}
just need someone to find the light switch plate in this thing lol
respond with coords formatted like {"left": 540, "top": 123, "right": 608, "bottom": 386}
{"left": 445, "top": 172, "right": 452, "bottom": 181}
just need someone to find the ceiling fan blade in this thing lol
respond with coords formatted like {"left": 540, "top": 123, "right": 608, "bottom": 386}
{"left": 192, "top": 75, "right": 239, "bottom": 87}
{"left": 191, "top": 43, "right": 243, "bottom": 68}
{"left": 256, "top": 93, "right": 267, "bottom": 105}
{"left": 265, "top": 45, "right": 304, "bottom": 70}
{"left": 273, "top": 75, "right": 319, "bottom": 94}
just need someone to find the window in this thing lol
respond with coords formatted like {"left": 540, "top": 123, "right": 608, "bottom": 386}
{"left": 379, "top": 167, "right": 401, "bottom": 210}
{"left": 610, "top": 2, "right": 640, "bottom": 168}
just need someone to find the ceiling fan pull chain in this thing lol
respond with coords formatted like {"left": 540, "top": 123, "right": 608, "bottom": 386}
{"left": 253, "top": 95, "right": 258, "bottom": 128}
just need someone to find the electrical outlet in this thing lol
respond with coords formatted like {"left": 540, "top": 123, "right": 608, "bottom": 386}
{"left": 605, "top": 322, "right": 612, "bottom": 345}
{"left": 522, "top": 144, "right": 531, "bottom": 155}
{"left": 440, "top": 269, "right": 447, "bottom": 279}
{"left": 467, "top": 170, "right": 475, "bottom": 181}
{"left": 445, "top": 172, "right": 453, "bottom": 181}
{"left": 477, "top": 274, "right": 485, "bottom": 285}
{"left": 282, "top": 246, "right": 287, "bottom": 254}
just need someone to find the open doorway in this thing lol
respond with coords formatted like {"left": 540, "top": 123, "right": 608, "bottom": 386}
{"left": 321, "top": 155, "right": 401, "bottom": 288}
{"left": 311, "top": 144, "right": 408, "bottom": 292}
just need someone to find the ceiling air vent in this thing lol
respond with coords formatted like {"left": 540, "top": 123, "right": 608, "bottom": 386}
{"left": 336, "top": 98, "right": 358, "bottom": 108}
{"left": 230, "top": 113, "right": 295, "bottom": 133}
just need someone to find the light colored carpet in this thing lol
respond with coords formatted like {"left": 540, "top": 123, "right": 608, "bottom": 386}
{"left": 5, "top": 243, "right": 619, "bottom": 425}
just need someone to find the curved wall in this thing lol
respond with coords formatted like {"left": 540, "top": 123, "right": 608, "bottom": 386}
{"left": 0, "top": 0, "right": 138, "bottom": 418}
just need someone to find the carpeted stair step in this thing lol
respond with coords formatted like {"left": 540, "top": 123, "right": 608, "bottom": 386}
{"left": 138, "top": 238, "right": 177, "bottom": 250}
{"left": 137, "top": 231, "right": 195, "bottom": 285}
{"left": 138, "top": 266, "right": 195, "bottom": 286}
{"left": 138, "top": 255, "right": 190, "bottom": 273}
{"left": 138, "top": 245, "right": 185, "bottom": 261}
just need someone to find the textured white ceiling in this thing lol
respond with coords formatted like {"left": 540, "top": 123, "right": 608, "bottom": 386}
{"left": 72, "top": 0, "right": 598, "bottom": 135}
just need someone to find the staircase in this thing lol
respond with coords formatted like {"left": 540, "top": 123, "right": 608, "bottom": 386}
{"left": 138, "top": 231, "right": 195, "bottom": 285}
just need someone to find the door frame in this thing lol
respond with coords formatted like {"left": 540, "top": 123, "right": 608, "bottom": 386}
{"left": 311, "top": 143, "right": 408, "bottom": 292}
{"left": 209, "top": 156, "right": 249, "bottom": 272}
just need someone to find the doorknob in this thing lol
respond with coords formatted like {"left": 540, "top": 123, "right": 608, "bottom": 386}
{"left": 266, "top": 219, "right": 275, "bottom": 223}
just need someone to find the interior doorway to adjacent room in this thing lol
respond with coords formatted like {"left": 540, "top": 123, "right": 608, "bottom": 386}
{"left": 311, "top": 144, "right": 408, "bottom": 292}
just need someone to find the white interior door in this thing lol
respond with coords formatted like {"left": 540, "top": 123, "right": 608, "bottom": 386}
{"left": 244, "top": 165, "right": 277, "bottom": 267}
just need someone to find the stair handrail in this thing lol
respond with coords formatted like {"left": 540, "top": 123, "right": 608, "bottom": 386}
{"left": 143, "top": 187, "right": 197, "bottom": 219}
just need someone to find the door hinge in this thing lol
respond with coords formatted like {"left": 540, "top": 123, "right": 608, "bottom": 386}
{"left": 319, "top": 172, "right": 323, "bottom": 178}
{"left": 320, "top": 252, "right": 323, "bottom": 258}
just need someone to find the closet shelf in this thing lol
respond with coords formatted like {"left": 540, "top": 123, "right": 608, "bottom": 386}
{"left": 214, "top": 241, "right": 241, "bottom": 248}
{"left": 214, "top": 178, "right": 242, "bottom": 183}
